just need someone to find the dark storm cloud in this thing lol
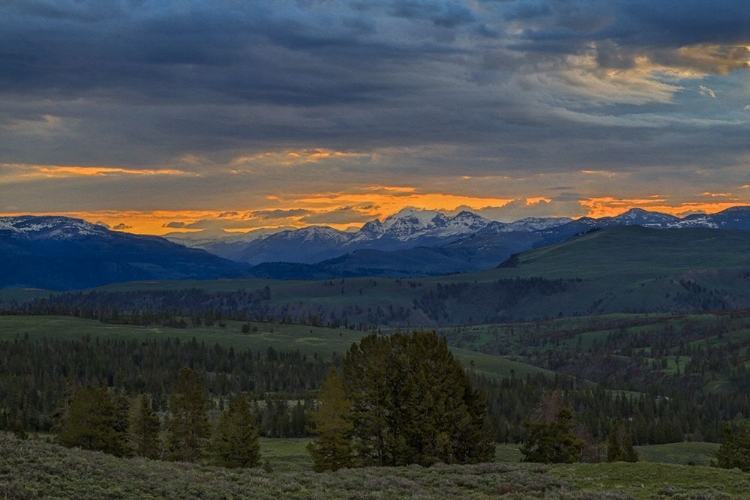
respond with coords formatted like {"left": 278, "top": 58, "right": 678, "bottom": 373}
{"left": 389, "top": 0, "right": 476, "bottom": 28}
{"left": 0, "top": 0, "right": 748, "bottom": 213}
{"left": 512, "top": 0, "right": 750, "bottom": 72}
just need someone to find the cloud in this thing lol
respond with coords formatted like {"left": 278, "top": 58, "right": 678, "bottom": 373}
{"left": 699, "top": 85, "right": 717, "bottom": 98}
{"left": 163, "top": 222, "right": 187, "bottom": 229}
{"left": 253, "top": 209, "right": 311, "bottom": 220}
{"left": 467, "top": 198, "right": 585, "bottom": 222}
{"left": 112, "top": 223, "right": 132, "bottom": 230}
{"left": 0, "top": 0, "right": 748, "bottom": 225}
{"left": 299, "top": 206, "right": 376, "bottom": 224}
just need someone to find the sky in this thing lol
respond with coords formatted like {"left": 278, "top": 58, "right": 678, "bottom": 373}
{"left": 1, "top": 0, "right": 749, "bottom": 235}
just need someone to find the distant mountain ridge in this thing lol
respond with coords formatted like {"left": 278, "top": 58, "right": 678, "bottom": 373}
{"left": 0, "top": 216, "right": 249, "bottom": 290}
{"left": 3, "top": 206, "right": 750, "bottom": 290}
{"left": 170, "top": 206, "right": 750, "bottom": 268}
{"left": 184, "top": 208, "right": 574, "bottom": 265}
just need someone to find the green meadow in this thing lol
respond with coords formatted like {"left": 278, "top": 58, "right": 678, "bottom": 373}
{"left": 3, "top": 434, "right": 749, "bottom": 500}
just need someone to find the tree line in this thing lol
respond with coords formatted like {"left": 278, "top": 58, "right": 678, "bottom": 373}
{"left": 0, "top": 330, "right": 744, "bottom": 451}
{"left": 307, "top": 332, "right": 494, "bottom": 470}
{"left": 57, "top": 367, "right": 261, "bottom": 467}
{"left": 0, "top": 335, "right": 324, "bottom": 437}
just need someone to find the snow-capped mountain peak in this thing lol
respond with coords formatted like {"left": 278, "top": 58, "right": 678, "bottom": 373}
{"left": 349, "top": 208, "right": 494, "bottom": 243}
{"left": 289, "top": 226, "right": 351, "bottom": 244}
{"left": 502, "top": 217, "right": 573, "bottom": 232}
{"left": 0, "top": 216, "right": 112, "bottom": 240}
{"left": 607, "top": 209, "right": 681, "bottom": 228}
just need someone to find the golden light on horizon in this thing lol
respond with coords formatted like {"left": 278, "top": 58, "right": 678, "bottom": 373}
{"left": 3, "top": 190, "right": 748, "bottom": 237}
{"left": 293, "top": 190, "right": 515, "bottom": 219}
{"left": 0, "top": 163, "right": 196, "bottom": 182}
{"left": 581, "top": 196, "right": 747, "bottom": 218}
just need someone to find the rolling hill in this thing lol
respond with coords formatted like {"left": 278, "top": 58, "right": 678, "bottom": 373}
{"left": 7, "top": 225, "right": 750, "bottom": 327}
{"left": 0, "top": 216, "right": 250, "bottom": 290}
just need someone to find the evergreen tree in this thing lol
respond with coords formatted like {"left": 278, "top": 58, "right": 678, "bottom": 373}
{"left": 165, "top": 367, "right": 210, "bottom": 462}
{"left": 717, "top": 420, "right": 750, "bottom": 471}
{"left": 520, "top": 407, "right": 584, "bottom": 463}
{"left": 606, "top": 426, "right": 622, "bottom": 462}
{"left": 306, "top": 368, "right": 355, "bottom": 472}
{"left": 343, "top": 334, "right": 391, "bottom": 465}
{"left": 211, "top": 393, "right": 260, "bottom": 468}
{"left": 341, "top": 331, "right": 494, "bottom": 467}
{"left": 606, "top": 421, "right": 638, "bottom": 462}
{"left": 129, "top": 394, "right": 161, "bottom": 459}
{"left": 58, "top": 385, "right": 128, "bottom": 457}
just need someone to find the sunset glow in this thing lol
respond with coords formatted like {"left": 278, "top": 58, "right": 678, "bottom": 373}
{"left": 0, "top": 1, "right": 748, "bottom": 233}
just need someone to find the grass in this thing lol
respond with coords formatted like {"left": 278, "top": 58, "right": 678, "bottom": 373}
{"left": 551, "top": 461, "right": 750, "bottom": 500}
{"left": 634, "top": 442, "right": 720, "bottom": 467}
{"left": 258, "top": 440, "right": 721, "bottom": 473}
{"left": 0, "top": 433, "right": 625, "bottom": 500}
{"left": 0, "top": 315, "right": 366, "bottom": 358}
{"left": 494, "top": 443, "right": 523, "bottom": 463}
{"left": 260, "top": 438, "right": 312, "bottom": 472}
{"left": 5, "top": 433, "right": 750, "bottom": 500}
{"left": 0, "top": 315, "right": 550, "bottom": 379}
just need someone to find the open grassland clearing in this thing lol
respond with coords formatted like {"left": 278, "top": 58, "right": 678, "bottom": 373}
{"left": 255, "top": 439, "right": 724, "bottom": 472}
{"left": 551, "top": 462, "right": 750, "bottom": 500}
{"left": 633, "top": 442, "right": 720, "bottom": 467}
{"left": 0, "top": 315, "right": 550, "bottom": 380}
{"left": 0, "top": 315, "right": 364, "bottom": 358}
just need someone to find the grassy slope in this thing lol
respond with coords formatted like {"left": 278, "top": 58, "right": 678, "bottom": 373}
{"left": 634, "top": 442, "right": 720, "bottom": 467}
{"left": 551, "top": 462, "right": 750, "bottom": 500}
{"left": 485, "top": 226, "right": 750, "bottom": 279}
{"left": 0, "top": 315, "right": 551, "bottom": 379}
{"left": 3, "top": 434, "right": 749, "bottom": 500}
{"left": 433, "top": 226, "right": 750, "bottom": 318}
{"left": 8, "top": 226, "right": 750, "bottom": 328}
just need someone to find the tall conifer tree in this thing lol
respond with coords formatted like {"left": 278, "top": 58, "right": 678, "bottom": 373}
{"left": 211, "top": 394, "right": 260, "bottom": 468}
{"left": 717, "top": 420, "right": 750, "bottom": 471}
{"left": 340, "top": 331, "right": 494, "bottom": 467}
{"left": 58, "top": 385, "right": 128, "bottom": 457}
{"left": 307, "top": 368, "right": 355, "bottom": 471}
{"left": 130, "top": 394, "right": 161, "bottom": 459}
{"left": 165, "top": 367, "right": 210, "bottom": 462}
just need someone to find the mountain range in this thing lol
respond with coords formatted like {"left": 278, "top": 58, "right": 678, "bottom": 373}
{"left": 2, "top": 206, "right": 750, "bottom": 289}
{"left": 0, "top": 216, "right": 248, "bottom": 290}
{"left": 170, "top": 206, "right": 750, "bottom": 279}
{"left": 168, "top": 206, "right": 750, "bottom": 267}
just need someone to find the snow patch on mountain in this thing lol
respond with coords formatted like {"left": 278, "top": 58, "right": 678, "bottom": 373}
{"left": 0, "top": 216, "right": 111, "bottom": 240}
{"left": 502, "top": 217, "right": 573, "bottom": 232}
{"left": 348, "top": 208, "right": 494, "bottom": 244}
{"left": 282, "top": 226, "right": 351, "bottom": 244}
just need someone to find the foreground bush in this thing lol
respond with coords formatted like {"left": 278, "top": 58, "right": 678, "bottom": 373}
{"left": 0, "top": 433, "right": 626, "bottom": 499}
{"left": 3, "top": 434, "right": 749, "bottom": 499}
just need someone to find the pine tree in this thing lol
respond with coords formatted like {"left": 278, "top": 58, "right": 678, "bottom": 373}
{"left": 520, "top": 407, "right": 584, "bottom": 464}
{"left": 306, "top": 368, "right": 355, "bottom": 472}
{"left": 165, "top": 367, "right": 210, "bottom": 462}
{"left": 607, "top": 421, "right": 638, "bottom": 462}
{"left": 211, "top": 394, "right": 260, "bottom": 468}
{"left": 58, "top": 385, "right": 128, "bottom": 457}
{"left": 341, "top": 331, "right": 494, "bottom": 467}
{"left": 342, "top": 334, "right": 391, "bottom": 465}
{"left": 717, "top": 420, "right": 750, "bottom": 471}
{"left": 130, "top": 394, "right": 161, "bottom": 459}
{"left": 606, "top": 425, "right": 623, "bottom": 462}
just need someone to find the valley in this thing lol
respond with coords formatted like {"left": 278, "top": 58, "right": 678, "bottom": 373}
{"left": 2, "top": 209, "right": 750, "bottom": 497}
